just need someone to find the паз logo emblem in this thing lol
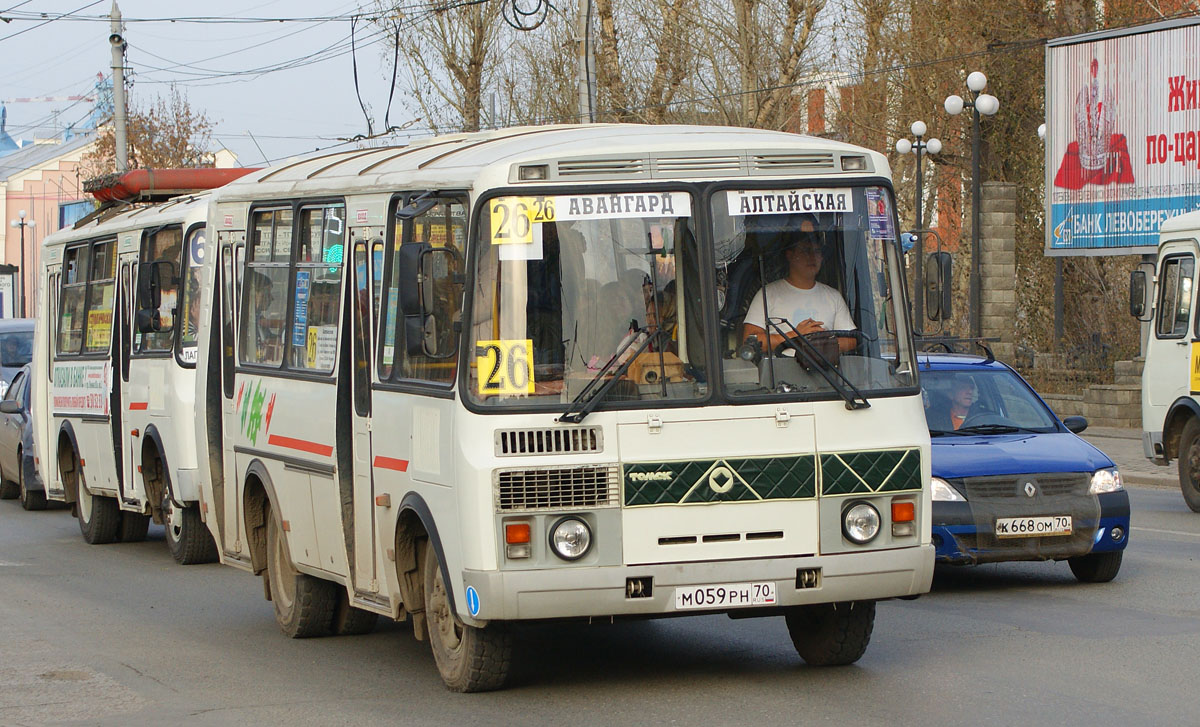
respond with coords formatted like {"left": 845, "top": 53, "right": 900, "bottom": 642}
{"left": 1024, "top": 481, "right": 1037, "bottom": 498}
{"left": 709, "top": 466, "right": 734, "bottom": 494}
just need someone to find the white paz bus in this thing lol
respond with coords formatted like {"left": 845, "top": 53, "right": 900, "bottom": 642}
{"left": 190, "top": 124, "right": 934, "bottom": 691}
{"left": 33, "top": 170, "right": 252, "bottom": 562}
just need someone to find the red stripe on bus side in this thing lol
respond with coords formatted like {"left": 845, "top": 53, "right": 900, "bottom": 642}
{"left": 373, "top": 455, "right": 409, "bottom": 472}
{"left": 267, "top": 434, "right": 333, "bottom": 457}
{"left": 129, "top": 402, "right": 148, "bottom": 410}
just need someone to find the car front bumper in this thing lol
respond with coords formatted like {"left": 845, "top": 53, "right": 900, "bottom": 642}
{"left": 932, "top": 491, "right": 1130, "bottom": 564}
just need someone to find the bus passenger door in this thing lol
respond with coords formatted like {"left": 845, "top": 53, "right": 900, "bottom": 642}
{"left": 1146, "top": 242, "right": 1197, "bottom": 411}
{"left": 218, "top": 240, "right": 243, "bottom": 552}
{"left": 349, "top": 237, "right": 380, "bottom": 593}
{"left": 115, "top": 258, "right": 135, "bottom": 502}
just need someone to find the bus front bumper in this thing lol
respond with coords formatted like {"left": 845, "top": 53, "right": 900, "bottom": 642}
{"left": 460, "top": 545, "right": 934, "bottom": 623}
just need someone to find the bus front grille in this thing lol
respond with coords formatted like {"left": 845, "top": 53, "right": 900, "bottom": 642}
{"left": 495, "top": 464, "right": 620, "bottom": 512}
{"left": 495, "top": 426, "right": 603, "bottom": 456}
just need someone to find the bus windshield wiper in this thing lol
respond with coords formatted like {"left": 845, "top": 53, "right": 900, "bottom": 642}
{"left": 558, "top": 325, "right": 663, "bottom": 424}
{"left": 765, "top": 318, "right": 870, "bottom": 410}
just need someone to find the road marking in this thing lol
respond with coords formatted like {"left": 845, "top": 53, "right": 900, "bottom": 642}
{"left": 0, "top": 560, "right": 28, "bottom": 566}
{"left": 1132, "top": 526, "right": 1200, "bottom": 538}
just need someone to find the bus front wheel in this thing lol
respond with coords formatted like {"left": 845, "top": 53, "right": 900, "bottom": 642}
{"left": 423, "top": 544, "right": 511, "bottom": 692}
{"left": 785, "top": 600, "right": 875, "bottom": 666}
{"left": 265, "top": 510, "right": 335, "bottom": 638}
{"left": 1177, "top": 418, "right": 1200, "bottom": 512}
{"left": 164, "top": 495, "right": 218, "bottom": 564}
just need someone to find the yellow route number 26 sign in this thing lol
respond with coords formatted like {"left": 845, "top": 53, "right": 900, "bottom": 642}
{"left": 476, "top": 339, "right": 535, "bottom": 395}
{"left": 489, "top": 197, "right": 556, "bottom": 246}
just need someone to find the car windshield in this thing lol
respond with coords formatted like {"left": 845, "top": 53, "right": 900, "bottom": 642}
{"left": 922, "top": 368, "right": 1059, "bottom": 434}
{"left": 0, "top": 330, "right": 33, "bottom": 368}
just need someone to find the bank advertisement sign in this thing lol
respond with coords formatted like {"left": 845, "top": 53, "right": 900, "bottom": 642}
{"left": 1046, "top": 20, "right": 1200, "bottom": 255}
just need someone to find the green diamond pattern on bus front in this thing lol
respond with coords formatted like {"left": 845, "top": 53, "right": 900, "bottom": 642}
{"left": 623, "top": 455, "right": 817, "bottom": 506}
{"left": 820, "top": 448, "right": 921, "bottom": 496}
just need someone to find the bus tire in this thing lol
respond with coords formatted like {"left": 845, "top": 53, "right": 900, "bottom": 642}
{"left": 76, "top": 475, "right": 120, "bottom": 545}
{"left": 332, "top": 590, "right": 379, "bottom": 636}
{"left": 266, "top": 511, "right": 335, "bottom": 638}
{"left": 1178, "top": 417, "right": 1200, "bottom": 512}
{"left": 18, "top": 456, "right": 46, "bottom": 511}
{"left": 785, "top": 600, "right": 875, "bottom": 666}
{"left": 117, "top": 511, "right": 150, "bottom": 542}
{"left": 1068, "top": 551, "right": 1123, "bottom": 583}
{"left": 423, "top": 544, "right": 511, "bottom": 692}
{"left": 164, "top": 497, "right": 218, "bottom": 565}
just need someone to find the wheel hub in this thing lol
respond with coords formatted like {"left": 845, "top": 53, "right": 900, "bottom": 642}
{"left": 430, "top": 568, "right": 463, "bottom": 650}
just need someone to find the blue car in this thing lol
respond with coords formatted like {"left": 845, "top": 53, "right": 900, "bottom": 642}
{"left": 921, "top": 353, "right": 1130, "bottom": 582}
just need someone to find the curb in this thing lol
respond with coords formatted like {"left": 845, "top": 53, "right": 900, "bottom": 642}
{"left": 1123, "top": 475, "right": 1177, "bottom": 491}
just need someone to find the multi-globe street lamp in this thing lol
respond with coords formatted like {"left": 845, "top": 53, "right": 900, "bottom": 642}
{"left": 8, "top": 210, "right": 35, "bottom": 318}
{"left": 896, "top": 121, "right": 942, "bottom": 327}
{"left": 945, "top": 71, "right": 999, "bottom": 337}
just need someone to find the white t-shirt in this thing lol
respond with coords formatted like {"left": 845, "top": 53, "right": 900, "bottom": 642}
{"left": 742, "top": 279, "right": 855, "bottom": 334}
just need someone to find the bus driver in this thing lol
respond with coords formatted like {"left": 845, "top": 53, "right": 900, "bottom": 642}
{"left": 741, "top": 231, "right": 857, "bottom": 353}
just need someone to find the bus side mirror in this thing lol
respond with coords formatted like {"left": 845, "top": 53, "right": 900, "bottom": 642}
{"left": 396, "top": 242, "right": 462, "bottom": 359}
{"left": 135, "top": 261, "right": 175, "bottom": 333}
{"left": 924, "top": 251, "right": 952, "bottom": 321}
{"left": 1130, "top": 263, "right": 1154, "bottom": 321}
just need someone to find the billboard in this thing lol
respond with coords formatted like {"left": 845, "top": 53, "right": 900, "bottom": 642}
{"left": 1046, "top": 19, "right": 1200, "bottom": 256}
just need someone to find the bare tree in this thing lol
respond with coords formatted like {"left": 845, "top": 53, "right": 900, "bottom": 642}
{"left": 81, "top": 87, "right": 215, "bottom": 175}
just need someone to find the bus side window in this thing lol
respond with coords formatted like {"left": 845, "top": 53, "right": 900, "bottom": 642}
{"left": 139, "top": 225, "right": 184, "bottom": 352}
{"left": 352, "top": 240, "right": 371, "bottom": 415}
{"left": 58, "top": 246, "right": 87, "bottom": 355}
{"left": 83, "top": 241, "right": 117, "bottom": 355}
{"left": 289, "top": 205, "right": 345, "bottom": 373}
{"left": 240, "top": 209, "right": 291, "bottom": 367}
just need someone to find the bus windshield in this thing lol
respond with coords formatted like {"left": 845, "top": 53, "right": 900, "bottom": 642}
{"left": 466, "top": 184, "right": 915, "bottom": 410}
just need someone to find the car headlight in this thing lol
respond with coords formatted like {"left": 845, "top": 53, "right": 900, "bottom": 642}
{"left": 931, "top": 476, "right": 966, "bottom": 502}
{"left": 842, "top": 502, "right": 881, "bottom": 544}
{"left": 1089, "top": 468, "right": 1123, "bottom": 494}
{"left": 549, "top": 517, "right": 592, "bottom": 560}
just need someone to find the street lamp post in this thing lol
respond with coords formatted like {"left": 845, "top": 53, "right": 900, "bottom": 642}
{"left": 945, "top": 71, "right": 999, "bottom": 337}
{"left": 896, "top": 121, "right": 942, "bottom": 328}
{"left": 8, "top": 210, "right": 36, "bottom": 318}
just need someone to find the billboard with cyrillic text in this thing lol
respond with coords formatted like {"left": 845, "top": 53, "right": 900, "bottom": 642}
{"left": 1046, "top": 19, "right": 1200, "bottom": 256}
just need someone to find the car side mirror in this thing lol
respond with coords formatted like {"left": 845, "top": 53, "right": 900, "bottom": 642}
{"left": 0, "top": 399, "right": 21, "bottom": 414}
{"left": 925, "top": 252, "right": 952, "bottom": 321}
{"left": 1062, "top": 415, "right": 1088, "bottom": 434}
{"left": 1129, "top": 263, "right": 1154, "bottom": 321}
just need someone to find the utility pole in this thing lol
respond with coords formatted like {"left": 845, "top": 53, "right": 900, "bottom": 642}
{"left": 109, "top": 1, "right": 128, "bottom": 172}
{"left": 576, "top": 0, "right": 595, "bottom": 123}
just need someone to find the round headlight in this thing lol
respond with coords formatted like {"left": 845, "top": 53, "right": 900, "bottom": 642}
{"left": 843, "top": 502, "right": 881, "bottom": 544}
{"left": 549, "top": 517, "right": 592, "bottom": 560}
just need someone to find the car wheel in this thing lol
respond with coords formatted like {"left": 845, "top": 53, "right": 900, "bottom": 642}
{"left": 1068, "top": 551, "right": 1123, "bottom": 583}
{"left": 163, "top": 494, "right": 218, "bottom": 565}
{"left": 785, "top": 600, "right": 876, "bottom": 666}
{"left": 18, "top": 453, "right": 45, "bottom": 511}
{"left": 0, "top": 473, "right": 16, "bottom": 499}
{"left": 423, "top": 543, "right": 511, "bottom": 692}
{"left": 1178, "top": 418, "right": 1200, "bottom": 512}
{"left": 266, "top": 508, "right": 335, "bottom": 638}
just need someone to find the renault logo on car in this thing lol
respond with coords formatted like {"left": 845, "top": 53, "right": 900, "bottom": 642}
{"left": 1024, "top": 481, "right": 1037, "bottom": 498}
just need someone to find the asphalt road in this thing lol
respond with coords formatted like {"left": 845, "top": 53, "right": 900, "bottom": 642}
{"left": 1, "top": 486, "right": 1197, "bottom": 727}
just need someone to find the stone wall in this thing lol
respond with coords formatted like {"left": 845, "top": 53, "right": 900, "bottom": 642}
{"left": 980, "top": 182, "right": 1016, "bottom": 362}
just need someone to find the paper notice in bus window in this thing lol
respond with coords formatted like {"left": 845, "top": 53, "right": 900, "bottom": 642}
{"left": 489, "top": 196, "right": 555, "bottom": 247}
{"left": 866, "top": 188, "right": 895, "bottom": 239}
{"left": 475, "top": 339, "right": 535, "bottom": 396}
{"left": 86, "top": 309, "right": 112, "bottom": 350}
{"left": 726, "top": 189, "right": 851, "bottom": 216}
{"left": 307, "top": 325, "right": 338, "bottom": 369}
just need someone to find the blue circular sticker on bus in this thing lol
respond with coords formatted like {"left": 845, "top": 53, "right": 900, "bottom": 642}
{"left": 465, "top": 586, "right": 480, "bottom": 617}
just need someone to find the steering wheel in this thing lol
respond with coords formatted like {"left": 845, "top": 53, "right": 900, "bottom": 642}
{"left": 771, "top": 329, "right": 865, "bottom": 358}
{"left": 960, "top": 412, "right": 1018, "bottom": 429}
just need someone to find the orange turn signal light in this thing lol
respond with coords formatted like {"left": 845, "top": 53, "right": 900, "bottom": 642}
{"left": 892, "top": 501, "right": 915, "bottom": 523}
{"left": 505, "top": 523, "right": 531, "bottom": 544}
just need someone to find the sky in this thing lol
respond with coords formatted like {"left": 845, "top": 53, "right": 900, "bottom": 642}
{"left": 1, "top": 0, "right": 436, "bottom": 168}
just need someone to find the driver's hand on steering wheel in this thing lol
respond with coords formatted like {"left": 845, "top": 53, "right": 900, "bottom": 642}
{"left": 794, "top": 318, "right": 826, "bottom": 336}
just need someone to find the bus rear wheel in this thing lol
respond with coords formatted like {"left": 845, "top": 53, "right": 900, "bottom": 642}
{"left": 423, "top": 544, "right": 511, "bottom": 692}
{"left": 76, "top": 473, "right": 120, "bottom": 545}
{"left": 163, "top": 495, "right": 218, "bottom": 564}
{"left": 785, "top": 600, "right": 875, "bottom": 666}
{"left": 117, "top": 511, "right": 150, "bottom": 542}
{"left": 266, "top": 510, "right": 334, "bottom": 638}
{"left": 1178, "top": 418, "right": 1200, "bottom": 512}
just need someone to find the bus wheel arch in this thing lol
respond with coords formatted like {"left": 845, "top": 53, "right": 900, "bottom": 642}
{"left": 242, "top": 463, "right": 275, "bottom": 576}
{"left": 394, "top": 494, "right": 455, "bottom": 641}
{"left": 56, "top": 422, "right": 81, "bottom": 505}
{"left": 139, "top": 427, "right": 169, "bottom": 522}
{"left": 1164, "top": 398, "right": 1200, "bottom": 461}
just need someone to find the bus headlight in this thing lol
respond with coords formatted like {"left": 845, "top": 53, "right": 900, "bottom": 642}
{"left": 549, "top": 517, "right": 592, "bottom": 561}
{"left": 842, "top": 502, "right": 881, "bottom": 544}
{"left": 1089, "top": 468, "right": 1123, "bottom": 494}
